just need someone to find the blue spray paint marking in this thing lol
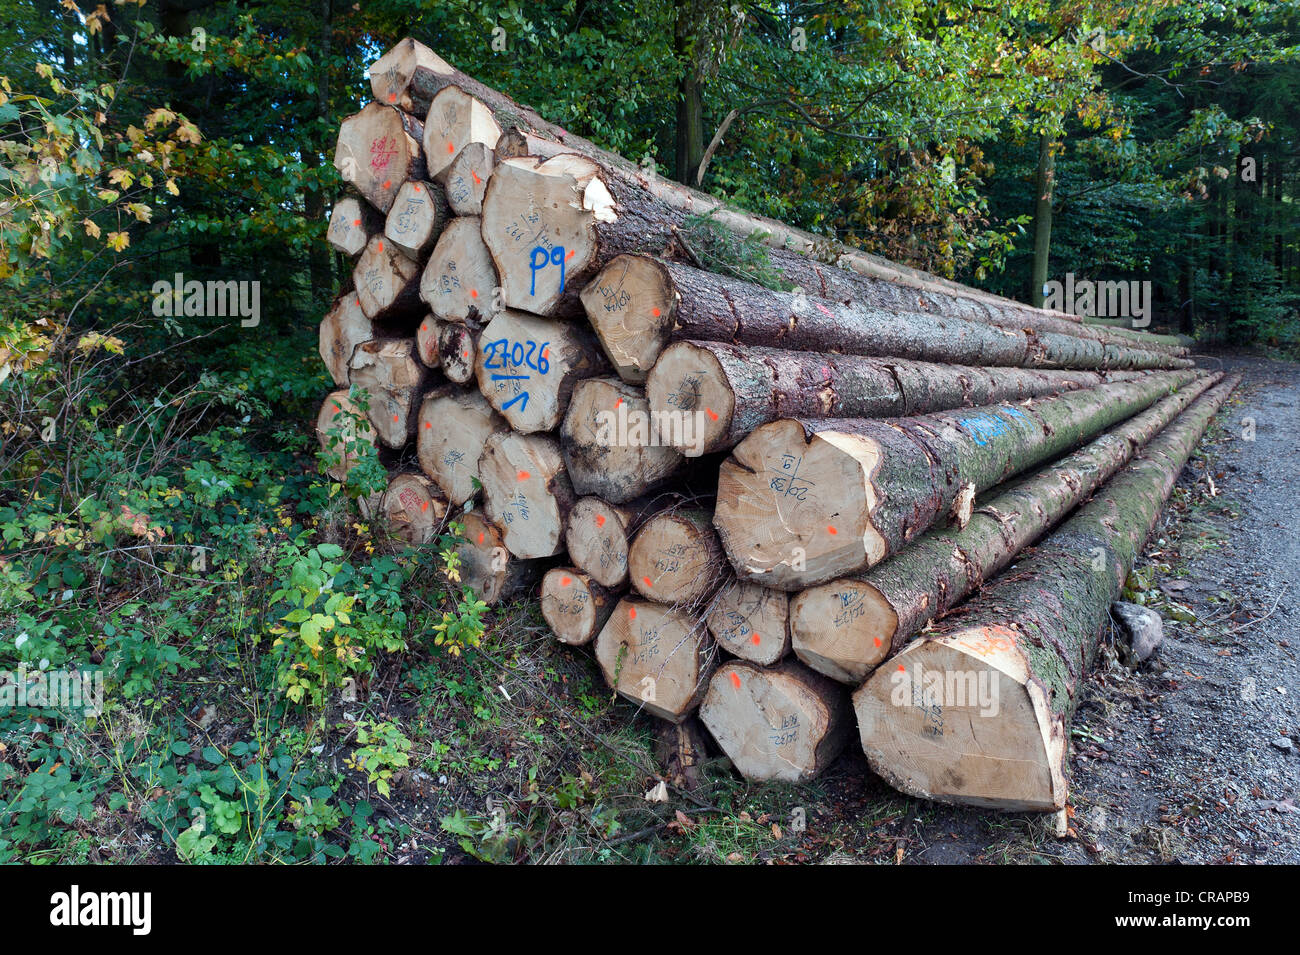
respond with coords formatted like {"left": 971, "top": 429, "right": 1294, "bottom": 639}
{"left": 529, "top": 245, "right": 567, "bottom": 296}
{"left": 482, "top": 337, "right": 552, "bottom": 416}
{"left": 957, "top": 406, "right": 1029, "bottom": 446}
{"left": 501, "top": 392, "right": 529, "bottom": 412}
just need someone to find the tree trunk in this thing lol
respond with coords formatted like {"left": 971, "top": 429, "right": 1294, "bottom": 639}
{"left": 327, "top": 197, "right": 383, "bottom": 257}
{"left": 559, "top": 377, "right": 686, "bottom": 503}
{"left": 628, "top": 508, "right": 725, "bottom": 607}
{"left": 594, "top": 598, "right": 716, "bottom": 723}
{"left": 416, "top": 385, "right": 509, "bottom": 505}
{"left": 383, "top": 180, "right": 451, "bottom": 259}
{"left": 790, "top": 372, "right": 1220, "bottom": 684}
{"left": 647, "top": 340, "right": 1149, "bottom": 456}
{"left": 420, "top": 216, "right": 499, "bottom": 322}
{"left": 1030, "top": 132, "right": 1056, "bottom": 308}
{"left": 333, "top": 103, "right": 426, "bottom": 213}
{"left": 380, "top": 471, "right": 449, "bottom": 546}
{"left": 474, "top": 309, "right": 610, "bottom": 432}
{"left": 540, "top": 568, "right": 620, "bottom": 646}
{"left": 705, "top": 577, "right": 790, "bottom": 666}
{"left": 347, "top": 338, "right": 437, "bottom": 448}
{"left": 564, "top": 494, "right": 674, "bottom": 587}
{"left": 454, "top": 511, "right": 547, "bottom": 605}
{"left": 851, "top": 376, "right": 1239, "bottom": 810}
{"left": 699, "top": 660, "right": 852, "bottom": 783}
{"left": 479, "top": 431, "right": 575, "bottom": 558}
{"left": 713, "top": 370, "right": 1200, "bottom": 589}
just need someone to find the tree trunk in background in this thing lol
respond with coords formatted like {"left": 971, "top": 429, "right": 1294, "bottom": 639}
{"left": 303, "top": 0, "right": 334, "bottom": 302}
{"left": 674, "top": 0, "right": 705, "bottom": 186}
{"left": 1030, "top": 132, "right": 1055, "bottom": 309}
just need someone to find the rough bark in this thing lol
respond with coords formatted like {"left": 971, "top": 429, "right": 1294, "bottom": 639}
{"left": 333, "top": 102, "right": 425, "bottom": 213}
{"left": 698, "top": 660, "right": 852, "bottom": 783}
{"left": 383, "top": 180, "right": 451, "bottom": 258}
{"left": 594, "top": 598, "right": 716, "bottom": 723}
{"left": 647, "top": 340, "right": 1149, "bottom": 456}
{"left": 851, "top": 376, "right": 1239, "bottom": 810}
{"left": 479, "top": 430, "right": 575, "bottom": 558}
{"left": 437, "top": 322, "right": 478, "bottom": 384}
{"left": 790, "top": 372, "right": 1220, "bottom": 684}
{"left": 416, "top": 385, "right": 509, "bottom": 505}
{"left": 559, "top": 377, "right": 685, "bottom": 503}
{"left": 628, "top": 508, "right": 725, "bottom": 607}
{"left": 326, "top": 196, "right": 383, "bottom": 256}
{"left": 474, "top": 309, "right": 610, "bottom": 433}
{"left": 714, "top": 370, "right": 1200, "bottom": 589}
{"left": 347, "top": 338, "right": 437, "bottom": 449}
{"left": 540, "top": 567, "right": 620, "bottom": 646}
{"left": 705, "top": 577, "right": 790, "bottom": 666}
{"left": 420, "top": 216, "right": 499, "bottom": 323}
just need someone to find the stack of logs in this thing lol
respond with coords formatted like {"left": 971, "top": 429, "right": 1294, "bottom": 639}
{"left": 315, "top": 37, "right": 1236, "bottom": 812}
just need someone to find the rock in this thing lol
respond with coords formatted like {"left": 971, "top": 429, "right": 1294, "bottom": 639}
{"left": 1112, "top": 601, "right": 1164, "bottom": 664}
{"left": 1270, "top": 736, "right": 1294, "bottom": 753}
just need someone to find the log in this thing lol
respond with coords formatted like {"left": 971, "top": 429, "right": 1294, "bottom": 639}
{"left": 474, "top": 309, "right": 610, "bottom": 433}
{"left": 705, "top": 578, "right": 790, "bottom": 666}
{"left": 354, "top": 235, "right": 423, "bottom": 322}
{"left": 453, "top": 510, "right": 544, "bottom": 605}
{"left": 437, "top": 322, "right": 478, "bottom": 384}
{"left": 380, "top": 471, "right": 449, "bottom": 546}
{"left": 420, "top": 216, "right": 498, "bottom": 323}
{"left": 383, "top": 180, "right": 451, "bottom": 259}
{"left": 582, "top": 255, "right": 1189, "bottom": 379}
{"left": 593, "top": 598, "right": 715, "bottom": 723}
{"left": 540, "top": 567, "right": 620, "bottom": 646}
{"left": 347, "top": 338, "right": 436, "bottom": 449}
{"left": 559, "top": 377, "right": 685, "bottom": 503}
{"left": 319, "top": 292, "right": 373, "bottom": 387}
{"left": 851, "top": 377, "right": 1239, "bottom": 810}
{"left": 326, "top": 196, "right": 383, "bottom": 257}
{"left": 315, "top": 389, "right": 376, "bottom": 482}
{"left": 479, "top": 431, "right": 574, "bottom": 558}
{"left": 564, "top": 495, "right": 667, "bottom": 588}
{"left": 421, "top": 85, "right": 503, "bottom": 182}
{"left": 445, "top": 141, "right": 495, "bottom": 216}
{"left": 713, "top": 370, "right": 1200, "bottom": 589}
{"left": 415, "top": 314, "right": 442, "bottom": 369}
{"left": 416, "top": 386, "right": 509, "bottom": 505}
{"left": 333, "top": 102, "right": 425, "bottom": 213}
{"left": 698, "top": 660, "right": 851, "bottom": 783}
{"left": 627, "top": 509, "right": 725, "bottom": 607}
{"left": 366, "top": 38, "right": 1130, "bottom": 332}
{"left": 647, "top": 340, "right": 1149, "bottom": 456}
{"left": 789, "top": 373, "right": 1221, "bottom": 684}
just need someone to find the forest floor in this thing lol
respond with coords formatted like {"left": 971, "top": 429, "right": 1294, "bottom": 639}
{"left": 411, "top": 352, "right": 1298, "bottom": 865}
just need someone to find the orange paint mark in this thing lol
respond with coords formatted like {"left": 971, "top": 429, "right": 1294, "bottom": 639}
{"left": 352, "top": 218, "right": 361, "bottom": 227}
{"left": 382, "top": 180, "right": 391, "bottom": 190}
{"left": 542, "top": 347, "right": 549, "bottom": 359}
{"left": 615, "top": 398, "right": 623, "bottom": 409}
{"left": 629, "top": 607, "right": 637, "bottom": 620}
{"left": 565, "top": 249, "right": 575, "bottom": 260}
{"left": 750, "top": 632, "right": 761, "bottom": 645}
{"left": 355, "top": 297, "right": 362, "bottom": 306}
{"left": 595, "top": 514, "right": 606, "bottom": 528}
{"left": 413, "top": 184, "right": 421, "bottom": 193}
{"left": 446, "top": 141, "right": 455, "bottom": 154}
{"left": 420, "top": 500, "right": 429, "bottom": 512}
{"left": 332, "top": 403, "right": 341, "bottom": 412}
{"left": 651, "top": 307, "right": 660, "bottom": 317}
{"left": 560, "top": 576, "right": 572, "bottom": 587}
{"left": 462, "top": 351, "right": 469, "bottom": 358}
{"left": 472, "top": 171, "right": 482, "bottom": 185}
{"left": 705, "top": 408, "right": 718, "bottom": 421}
{"left": 642, "top": 576, "right": 653, "bottom": 588}
{"left": 424, "top": 421, "right": 432, "bottom": 429}
{"left": 517, "top": 470, "right": 531, "bottom": 481}
{"left": 827, "top": 525, "right": 837, "bottom": 535}
{"left": 470, "top": 288, "right": 479, "bottom": 298}
{"left": 376, "top": 240, "right": 384, "bottom": 253}
{"left": 387, "top": 92, "right": 397, "bottom": 103}
{"left": 897, "top": 665, "right": 905, "bottom": 673}
{"left": 421, "top": 323, "right": 427, "bottom": 331}
{"left": 729, "top": 672, "right": 742, "bottom": 690}
{"left": 392, "top": 414, "right": 400, "bottom": 422}
{"left": 873, "top": 637, "right": 882, "bottom": 648}
{"left": 477, "top": 532, "right": 485, "bottom": 544}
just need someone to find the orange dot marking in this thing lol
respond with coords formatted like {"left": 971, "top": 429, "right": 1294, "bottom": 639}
{"left": 560, "top": 576, "right": 572, "bottom": 587}
{"left": 424, "top": 421, "right": 432, "bottom": 429}
{"left": 382, "top": 180, "right": 391, "bottom": 189}
{"left": 376, "top": 240, "right": 384, "bottom": 252}
{"left": 651, "top": 307, "right": 660, "bottom": 317}
{"left": 873, "top": 637, "right": 882, "bottom": 648}
{"left": 595, "top": 514, "right": 606, "bottom": 528}
{"left": 387, "top": 92, "right": 396, "bottom": 102}
{"left": 642, "top": 576, "right": 652, "bottom": 588}
{"left": 332, "top": 402, "right": 341, "bottom": 411}
{"left": 750, "top": 632, "right": 761, "bottom": 645}
{"left": 897, "top": 665, "right": 905, "bottom": 673}
{"left": 470, "top": 288, "right": 479, "bottom": 298}
{"left": 477, "top": 532, "right": 485, "bottom": 544}
{"left": 565, "top": 249, "right": 575, "bottom": 260}
{"left": 517, "top": 470, "right": 531, "bottom": 481}
{"left": 462, "top": 351, "right": 468, "bottom": 358}
{"left": 729, "top": 672, "right": 742, "bottom": 690}
{"left": 629, "top": 607, "right": 637, "bottom": 620}
{"left": 615, "top": 398, "right": 623, "bottom": 409}
{"left": 827, "top": 525, "right": 838, "bottom": 535}
{"left": 392, "top": 414, "right": 399, "bottom": 422}
{"left": 472, "top": 171, "right": 482, "bottom": 184}
{"left": 352, "top": 218, "right": 361, "bottom": 227}
{"left": 705, "top": 408, "right": 718, "bottom": 421}
{"left": 420, "top": 500, "right": 429, "bottom": 512}
{"left": 355, "top": 297, "right": 362, "bottom": 306}
{"left": 542, "top": 347, "right": 549, "bottom": 359}
{"left": 446, "top": 141, "right": 455, "bottom": 154}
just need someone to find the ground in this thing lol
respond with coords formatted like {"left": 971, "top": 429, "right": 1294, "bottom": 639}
{"left": 406, "top": 353, "right": 1298, "bottom": 865}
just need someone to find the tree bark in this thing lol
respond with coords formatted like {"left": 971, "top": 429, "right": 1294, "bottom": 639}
{"left": 790, "top": 372, "right": 1220, "bottom": 684}
{"left": 1030, "top": 132, "right": 1056, "bottom": 308}
{"left": 851, "top": 376, "right": 1239, "bottom": 810}
{"left": 713, "top": 370, "right": 1200, "bottom": 589}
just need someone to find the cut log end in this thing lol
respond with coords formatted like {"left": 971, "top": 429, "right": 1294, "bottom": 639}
{"left": 705, "top": 580, "right": 790, "bottom": 666}
{"left": 380, "top": 472, "right": 448, "bottom": 545}
{"left": 417, "top": 388, "right": 508, "bottom": 505}
{"left": 540, "top": 568, "right": 618, "bottom": 646}
{"left": 354, "top": 235, "right": 422, "bottom": 321}
{"left": 315, "top": 390, "right": 376, "bottom": 482}
{"left": 384, "top": 180, "right": 450, "bottom": 258}
{"left": 479, "top": 431, "right": 572, "bottom": 559}
{"left": 415, "top": 315, "right": 442, "bottom": 369}
{"left": 445, "top": 141, "right": 495, "bottom": 216}
{"left": 326, "top": 196, "right": 381, "bottom": 257}
{"left": 319, "top": 294, "right": 373, "bottom": 387}
{"left": 565, "top": 497, "right": 633, "bottom": 587}
{"left": 420, "top": 216, "right": 498, "bottom": 322}
{"left": 580, "top": 255, "right": 678, "bottom": 382}
{"left": 423, "top": 85, "right": 502, "bottom": 182}
{"left": 645, "top": 341, "right": 731, "bottom": 455}
{"left": 334, "top": 102, "right": 424, "bottom": 213}
{"left": 699, "top": 661, "right": 850, "bottom": 783}
{"left": 714, "top": 419, "right": 885, "bottom": 590}
{"left": 851, "top": 630, "right": 1066, "bottom": 811}
{"left": 368, "top": 37, "right": 450, "bottom": 113}
{"left": 628, "top": 511, "right": 724, "bottom": 607}
{"left": 594, "top": 599, "right": 714, "bottom": 723}
{"left": 347, "top": 338, "right": 432, "bottom": 449}
{"left": 453, "top": 511, "right": 533, "bottom": 605}
{"left": 789, "top": 579, "right": 899, "bottom": 684}
{"left": 437, "top": 323, "right": 477, "bottom": 384}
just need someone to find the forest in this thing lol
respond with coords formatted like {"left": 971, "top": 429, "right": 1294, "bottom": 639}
{"left": 0, "top": 0, "right": 1296, "bottom": 865}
